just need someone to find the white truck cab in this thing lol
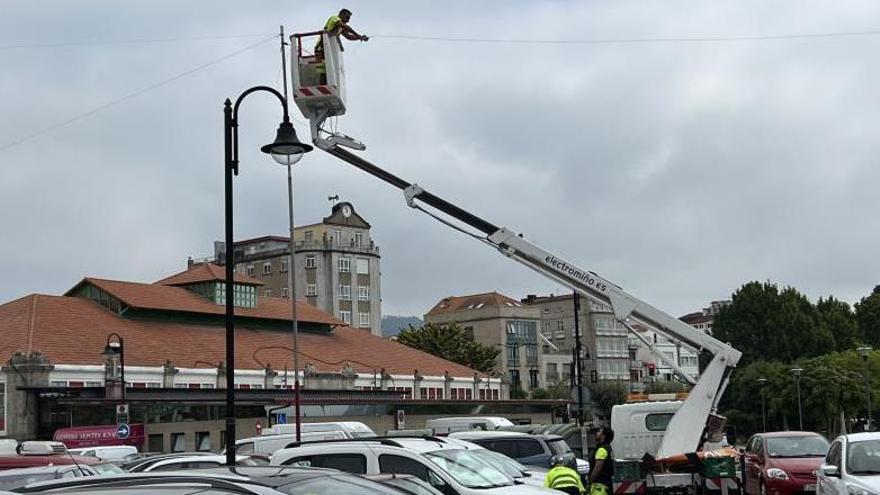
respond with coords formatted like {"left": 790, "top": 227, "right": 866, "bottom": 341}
{"left": 425, "top": 417, "right": 514, "bottom": 435}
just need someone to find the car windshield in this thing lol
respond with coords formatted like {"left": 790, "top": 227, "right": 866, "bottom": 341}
{"left": 847, "top": 440, "right": 880, "bottom": 475}
{"left": 469, "top": 450, "right": 527, "bottom": 478}
{"left": 547, "top": 439, "right": 572, "bottom": 456}
{"left": 766, "top": 436, "right": 829, "bottom": 457}
{"left": 424, "top": 449, "right": 514, "bottom": 489}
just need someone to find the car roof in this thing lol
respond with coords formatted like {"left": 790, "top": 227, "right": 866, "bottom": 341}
{"left": 759, "top": 431, "right": 824, "bottom": 438}
{"left": 449, "top": 431, "right": 562, "bottom": 441}
{"left": 840, "top": 432, "right": 880, "bottom": 442}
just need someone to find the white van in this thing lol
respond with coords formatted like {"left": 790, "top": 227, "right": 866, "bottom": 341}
{"left": 425, "top": 417, "right": 514, "bottom": 435}
{"left": 235, "top": 430, "right": 347, "bottom": 455}
{"left": 261, "top": 421, "right": 376, "bottom": 438}
{"left": 66, "top": 445, "right": 138, "bottom": 460}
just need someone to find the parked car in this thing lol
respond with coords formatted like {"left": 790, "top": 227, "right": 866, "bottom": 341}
{"left": 271, "top": 436, "right": 558, "bottom": 495}
{"left": 441, "top": 437, "right": 548, "bottom": 487}
{"left": 13, "top": 472, "right": 292, "bottom": 494}
{"left": 448, "top": 430, "right": 588, "bottom": 477}
{"left": 140, "top": 454, "right": 266, "bottom": 472}
{"left": 262, "top": 421, "right": 376, "bottom": 438}
{"left": 743, "top": 431, "right": 830, "bottom": 495}
{"left": 818, "top": 432, "right": 880, "bottom": 495}
{"left": 235, "top": 430, "right": 348, "bottom": 455}
{"left": 366, "top": 473, "right": 446, "bottom": 495}
{"left": 424, "top": 417, "right": 514, "bottom": 435}
{"left": 0, "top": 465, "right": 98, "bottom": 491}
{"left": 67, "top": 445, "right": 138, "bottom": 461}
{"left": 121, "top": 451, "right": 217, "bottom": 472}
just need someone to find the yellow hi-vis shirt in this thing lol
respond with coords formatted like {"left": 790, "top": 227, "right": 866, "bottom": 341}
{"left": 545, "top": 466, "right": 585, "bottom": 493}
{"left": 315, "top": 15, "right": 344, "bottom": 51}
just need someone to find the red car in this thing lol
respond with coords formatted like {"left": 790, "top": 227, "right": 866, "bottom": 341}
{"left": 743, "top": 431, "right": 830, "bottom": 495}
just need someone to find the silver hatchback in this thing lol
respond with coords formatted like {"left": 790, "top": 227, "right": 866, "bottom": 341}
{"left": 818, "top": 432, "right": 880, "bottom": 495}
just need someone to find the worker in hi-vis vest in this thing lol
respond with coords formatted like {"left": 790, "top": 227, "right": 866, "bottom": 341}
{"left": 315, "top": 9, "right": 368, "bottom": 83}
{"left": 589, "top": 427, "right": 615, "bottom": 495}
{"left": 545, "top": 453, "right": 586, "bottom": 495}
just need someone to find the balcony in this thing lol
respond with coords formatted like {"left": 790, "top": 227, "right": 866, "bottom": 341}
{"left": 297, "top": 239, "right": 380, "bottom": 255}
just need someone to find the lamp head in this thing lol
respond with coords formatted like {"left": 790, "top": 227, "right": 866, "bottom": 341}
{"left": 858, "top": 346, "right": 873, "bottom": 358}
{"left": 102, "top": 342, "right": 121, "bottom": 360}
{"left": 261, "top": 120, "right": 313, "bottom": 166}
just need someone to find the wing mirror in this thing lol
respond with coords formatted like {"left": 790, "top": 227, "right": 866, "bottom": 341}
{"left": 821, "top": 465, "right": 840, "bottom": 478}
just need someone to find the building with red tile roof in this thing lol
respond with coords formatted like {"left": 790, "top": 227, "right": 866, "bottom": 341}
{"left": 0, "top": 264, "right": 501, "bottom": 444}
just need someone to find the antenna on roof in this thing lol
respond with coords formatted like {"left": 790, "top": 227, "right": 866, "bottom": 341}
{"left": 328, "top": 195, "right": 339, "bottom": 205}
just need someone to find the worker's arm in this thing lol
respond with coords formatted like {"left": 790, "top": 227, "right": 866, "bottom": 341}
{"left": 341, "top": 25, "right": 369, "bottom": 41}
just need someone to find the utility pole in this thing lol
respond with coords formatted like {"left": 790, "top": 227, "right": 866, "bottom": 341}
{"left": 573, "top": 292, "right": 584, "bottom": 426}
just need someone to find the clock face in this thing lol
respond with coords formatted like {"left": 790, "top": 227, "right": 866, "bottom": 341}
{"left": 341, "top": 205, "right": 352, "bottom": 217}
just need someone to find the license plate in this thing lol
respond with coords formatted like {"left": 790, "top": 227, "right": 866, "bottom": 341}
{"left": 804, "top": 484, "right": 817, "bottom": 491}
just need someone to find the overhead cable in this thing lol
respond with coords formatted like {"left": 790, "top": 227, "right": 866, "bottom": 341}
{"left": 372, "top": 28, "right": 880, "bottom": 45}
{"left": 0, "top": 35, "right": 276, "bottom": 152}
{"left": 0, "top": 33, "right": 274, "bottom": 51}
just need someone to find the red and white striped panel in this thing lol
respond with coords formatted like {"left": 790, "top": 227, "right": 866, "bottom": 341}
{"left": 295, "top": 86, "right": 335, "bottom": 98}
{"left": 704, "top": 478, "right": 741, "bottom": 491}
{"left": 613, "top": 481, "right": 647, "bottom": 495}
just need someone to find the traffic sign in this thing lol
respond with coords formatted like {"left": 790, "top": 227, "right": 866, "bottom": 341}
{"left": 395, "top": 409, "right": 405, "bottom": 430}
{"left": 116, "top": 423, "right": 130, "bottom": 440}
{"left": 277, "top": 413, "right": 287, "bottom": 425}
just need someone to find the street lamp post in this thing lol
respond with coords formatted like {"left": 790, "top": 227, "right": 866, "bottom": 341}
{"left": 223, "top": 86, "right": 312, "bottom": 466}
{"left": 757, "top": 377, "right": 768, "bottom": 432}
{"left": 858, "top": 346, "right": 873, "bottom": 431}
{"left": 102, "top": 333, "right": 125, "bottom": 405}
{"left": 791, "top": 368, "right": 804, "bottom": 430}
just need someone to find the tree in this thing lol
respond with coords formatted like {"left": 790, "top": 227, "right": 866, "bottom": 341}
{"left": 531, "top": 380, "right": 570, "bottom": 400}
{"left": 589, "top": 380, "right": 628, "bottom": 419}
{"left": 645, "top": 380, "right": 687, "bottom": 394}
{"left": 816, "top": 296, "right": 861, "bottom": 352}
{"left": 855, "top": 285, "right": 880, "bottom": 347}
{"left": 396, "top": 322, "right": 500, "bottom": 373}
{"left": 713, "top": 281, "right": 834, "bottom": 364}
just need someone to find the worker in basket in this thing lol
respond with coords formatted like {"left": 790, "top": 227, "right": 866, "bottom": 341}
{"left": 545, "top": 453, "right": 585, "bottom": 495}
{"left": 588, "top": 427, "right": 615, "bottom": 495}
{"left": 315, "top": 8, "right": 368, "bottom": 84}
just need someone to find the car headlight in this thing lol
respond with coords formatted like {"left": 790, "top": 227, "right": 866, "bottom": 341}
{"left": 766, "top": 468, "right": 789, "bottom": 480}
{"left": 846, "top": 485, "right": 877, "bottom": 495}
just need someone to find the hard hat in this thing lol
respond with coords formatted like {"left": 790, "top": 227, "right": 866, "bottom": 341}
{"left": 551, "top": 453, "right": 577, "bottom": 469}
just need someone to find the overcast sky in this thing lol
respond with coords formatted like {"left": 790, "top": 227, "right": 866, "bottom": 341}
{"left": 2, "top": 1, "right": 879, "bottom": 319}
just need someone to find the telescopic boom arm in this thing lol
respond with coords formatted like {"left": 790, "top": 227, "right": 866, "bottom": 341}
{"left": 316, "top": 143, "right": 741, "bottom": 459}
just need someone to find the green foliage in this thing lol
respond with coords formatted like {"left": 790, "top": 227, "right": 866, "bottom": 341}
{"left": 723, "top": 350, "right": 878, "bottom": 438}
{"left": 531, "top": 380, "right": 570, "bottom": 399}
{"left": 396, "top": 322, "right": 500, "bottom": 373}
{"left": 509, "top": 386, "right": 528, "bottom": 399}
{"left": 589, "top": 380, "right": 629, "bottom": 419}
{"left": 645, "top": 380, "right": 687, "bottom": 394}
{"left": 817, "top": 296, "right": 862, "bottom": 352}
{"left": 713, "top": 282, "right": 839, "bottom": 364}
{"left": 855, "top": 285, "right": 880, "bottom": 347}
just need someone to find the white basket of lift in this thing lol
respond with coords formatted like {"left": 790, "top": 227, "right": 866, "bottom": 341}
{"left": 290, "top": 30, "right": 347, "bottom": 120}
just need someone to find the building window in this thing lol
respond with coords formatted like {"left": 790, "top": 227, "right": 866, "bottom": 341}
{"left": 356, "top": 258, "right": 369, "bottom": 274}
{"left": 196, "top": 432, "right": 212, "bottom": 452}
{"left": 338, "top": 285, "right": 351, "bottom": 300}
{"left": 281, "top": 260, "right": 288, "bottom": 272}
{"left": 246, "top": 265, "right": 255, "bottom": 277}
{"left": 359, "top": 312, "right": 370, "bottom": 327}
{"left": 304, "top": 231, "right": 313, "bottom": 243}
{"left": 305, "top": 255, "right": 316, "bottom": 269}
{"left": 334, "top": 229, "right": 343, "bottom": 244}
{"left": 353, "top": 232, "right": 363, "bottom": 246}
{"left": 358, "top": 285, "right": 369, "bottom": 300}
{"left": 338, "top": 257, "right": 351, "bottom": 272}
{"left": 529, "top": 369, "right": 539, "bottom": 389}
{"left": 281, "top": 287, "right": 289, "bottom": 298}
{"left": 171, "top": 433, "right": 186, "bottom": 452}
{"left": 339, "top": 310, "right": 352, "bottom": 323}
{"left": 306, "top": 283, "right": 317, "bottom": 296}
{"left": 264, "top": 288, "right": 272, "bottom": 297}
{"left": 262, "top": 262, "right": 272, "bottom": 275}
